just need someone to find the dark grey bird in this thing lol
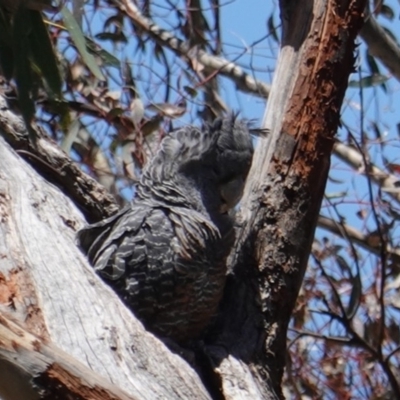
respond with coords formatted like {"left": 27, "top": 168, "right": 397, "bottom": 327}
{"left": 77, "top": 114, "right": 254, "bottom": 342}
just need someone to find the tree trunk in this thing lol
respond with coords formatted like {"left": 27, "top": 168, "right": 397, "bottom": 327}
{"left": 204, "top": 0, "right": 367, "bottom": 398}
{"left": 0, "top": 1, "right": 366, "bottom": 399}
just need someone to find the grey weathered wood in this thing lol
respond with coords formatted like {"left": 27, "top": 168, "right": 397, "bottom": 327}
{"left": 0, "top": 1, "right": 368, "bottom": 399}
{"left": 0, "top": 133, "right": 210, "bottom": 399}
{"left": 0, "top": 310, "right": 137, "bottom": 400}
{"left": 0, "top": 95, "right": 118, "bottom": 223}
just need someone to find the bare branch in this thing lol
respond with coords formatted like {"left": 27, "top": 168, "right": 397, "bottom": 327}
{"left": 115, "top": 0, "right": 271, "bottom": 99}
{"left": 318, "top": 215, "right": 400, "bottom": 265}
{"left": 0, "top": 95, "right": 118, "bottom": 222}
{"left": 333, "top": 141, "right": 400, "bottom": 203}
{"left": 0, "top": 122, "right": 211, "bottom": 400}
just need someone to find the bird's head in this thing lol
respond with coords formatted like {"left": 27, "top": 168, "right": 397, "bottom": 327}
{"left": 138, "top": 114, "right": 254, "bottom": 215}
{"left": 209, "top": 114, "right": 254, "bottom": 213}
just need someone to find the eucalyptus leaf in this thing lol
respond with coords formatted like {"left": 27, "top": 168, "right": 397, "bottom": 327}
{"left": 85, "top": 36, "right": 120, "bottom": 68}
{"left": 0, "top": 45, "right": 14, "bottom": 80}
{"left": 61, "top": 6, "right": 104, "bottom": 80}
{"left": 29, "top": 10, "right": 62, "bottom": 97}
{"left": 348, "top": 74, "right": 389, "bottom": 88}
{"left": 12, "top": 5, "right": 36, "bottom": 140}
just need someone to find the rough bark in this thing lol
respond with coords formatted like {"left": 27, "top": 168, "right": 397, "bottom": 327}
{"left": 205, "top": 0, "right": 367, "bottom": 398}
{"left": 0, "top": 131, "right": 210, "bottom": 399}
{"left": 0, "top": 311, "right": 138, "bottom": 400}
{"left": 0, "top": 0, "right": 367, "bottom": 399}
{"left": 0, "top": 107, "right": 118, "bottom": 223}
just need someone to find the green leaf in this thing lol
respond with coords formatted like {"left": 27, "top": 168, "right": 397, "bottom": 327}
{"left": 0, "top": 7, "right": 12, "bottom": 46}
{"left": 183, "top": 86, "right": 198, "bottom": 98}
{"left": 327, "top": 175, "right": 345, "bottom": 184}
{"left": 61, "top": 118, "right": 80, "bottom": 153}
{"left": 153, "top": 43, "right": 164, "bottom": 62}
{"left": 0, "top": 45, "right": 14, "bottom": 80}
{"left": 95, "top": 31, "right": 127, "bottom": 44}
{"left": 61, "top": 6, "right": 104, "bottom": 80}
{"left": 85, "top": 36, "right": 120, "bottom": 68}
{"left": 365, "top": 51, "right": 380, "bottom": 75}
{"left": 267, "top": 14, "right": 279, "bottom": 44}
{"left": 29, "top": 10, "right": 62, "bottom": 98}
{"left": 106, "top": 107, "right": 124, "bottom": 119}
{"left": 370, "top": 121, "right": 382, "bottom": 142}
{"left": 122, "top": 60, "right": 138, "bottom": 98}
{"left": 325, "top": 191, "right": 347, "bottom": 199}
{"left": 346, "top": 269, "right": 362, "bottom": 319}
{"left": 336, "top": 255, "right": 351, "bottom": 276}
{"left": 12, "top": 5, "right": 36, "bottom": 140}
{"left": 348, "top": 74, "right": 389, "bottom": 89}
{"left": 380, "top": 4, "right": 395, "bottom": 20}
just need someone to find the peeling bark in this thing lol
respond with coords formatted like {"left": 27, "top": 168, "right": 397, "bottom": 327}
{"left": 0, "top": 311, "right": 137, "bottom": 400}
{"left": 0, "top": 1, "right": 367, "bottom": 399}
{"left": 208, "top": 0, "right": 367, "bottom": 397}
{"left": 0, "top": 97, "right": 118, "bottom": 223}
{"left": 0, "top": 135, "right": 210, "bottom": 400}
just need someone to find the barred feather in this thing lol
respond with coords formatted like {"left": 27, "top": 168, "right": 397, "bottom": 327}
{"left": 78, "top": 114, "right": 254, "bottom": 341}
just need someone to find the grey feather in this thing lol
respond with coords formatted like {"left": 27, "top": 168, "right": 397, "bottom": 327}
{"left": 77, "top": 114, "right": 254, "bottom": 341}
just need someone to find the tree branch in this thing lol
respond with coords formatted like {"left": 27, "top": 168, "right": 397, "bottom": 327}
{"left": 333, "top": 141, "right": 400, "bottom": 203}
{"left": 115, "top": 0, "right": 271, "bottom": 99}
{"left": 317, "top": 215, "right": 400, "bottom": 265}
{"left": 0, "top": 95, "right": 118, "bottom": 223}
{"left": 0, "top": 311, "right": 137, "bottom": 400}
{"left": 0, "top": 130, "right": 211, "bottom": 399}
{"left": 208, "top": 0, "right": 367, "bottom": 397}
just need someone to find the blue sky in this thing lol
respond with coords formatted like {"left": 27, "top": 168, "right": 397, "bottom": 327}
{"left": 77, "top": 0, "right": 400, "bottom": 237}
{"left": 60, "top": 1, "right": 400, "bottom": 392}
